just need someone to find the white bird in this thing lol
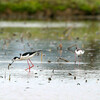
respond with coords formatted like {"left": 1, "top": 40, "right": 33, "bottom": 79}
{"left": 67, "top": 44, "right": 85, "bottom": 63}
{"left": 75, "top": 49, "right": 85, "bottom": 56}
{"left": 75, "top": 47, "right": 85, "bottom": 63}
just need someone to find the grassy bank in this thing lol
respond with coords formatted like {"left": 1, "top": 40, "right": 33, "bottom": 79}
{"left": 0, "top": 0, "right": 100, "bottom": 20}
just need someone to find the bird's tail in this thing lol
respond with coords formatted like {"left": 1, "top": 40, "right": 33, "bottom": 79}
{"left": 35, "top": 50, "right": 42, "bottom": 52}
{"left": 34, "top": 50, "right": 42, "bottom": 56}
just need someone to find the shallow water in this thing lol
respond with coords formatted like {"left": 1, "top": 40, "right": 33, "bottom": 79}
{"left": 0, "top": 20, "right": 100, "bottom": 73}
{"left": 0, "top": 39, "right": 100, "bottom": 70}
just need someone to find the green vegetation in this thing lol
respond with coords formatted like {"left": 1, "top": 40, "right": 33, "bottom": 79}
{"left": 0, "top": 0, "right": 100, "bottom": 15}
{"left": 0, "top": 1, "right": 43, "bottom": 13}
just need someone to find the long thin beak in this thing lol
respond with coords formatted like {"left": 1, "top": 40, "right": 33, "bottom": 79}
{"left": 11, "top": 60, "right": 14, "bottom": 64}
{"left": 12, "top": 59, "right": 14, "bottom": 62}
{"left": 8, "top": 60, "right": 14, "bottom": 70}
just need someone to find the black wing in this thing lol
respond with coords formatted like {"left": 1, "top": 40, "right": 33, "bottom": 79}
{"left": 22, "top": 50, "right": 42, "bottom": 56}
{"left": 22, "top": 52, "right": 36, "bottom": 56}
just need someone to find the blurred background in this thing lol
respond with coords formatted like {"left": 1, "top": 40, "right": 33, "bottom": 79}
{"left": 0, "top": 0, "right": 100, "bottom": 20}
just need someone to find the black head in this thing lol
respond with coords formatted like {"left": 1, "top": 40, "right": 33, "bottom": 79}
{"left": 12, "top": 57, "right": 20, "bottom": 61}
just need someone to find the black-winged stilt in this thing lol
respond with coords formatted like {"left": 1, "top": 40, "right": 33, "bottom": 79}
{"left": 9, "top": 50, "right": 41, "bottom": 72}
{"left": 68, "top": 44, "right": 85, "bottom": 63}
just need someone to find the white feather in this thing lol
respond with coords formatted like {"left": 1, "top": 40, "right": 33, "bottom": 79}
{"left": 75, "top": 49, "right": 85, "bottom": 56}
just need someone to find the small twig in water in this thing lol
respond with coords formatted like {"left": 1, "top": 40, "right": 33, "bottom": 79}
{"left": 57, "top": 57, "right": 69, "bottom": 62}
{"left": 9, "top": 74, "right": 11, "bottom": 81}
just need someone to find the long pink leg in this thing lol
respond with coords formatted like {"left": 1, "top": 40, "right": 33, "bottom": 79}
{"left": 28, "top": 60, "right": 31, "bottom": 72}
{"left": 25, "top": 60, "right": 31, "bottom": 72}
{"left": 78, "top": 56, "right": 80, "bottom": 66}
{"left": 29, "top": 59, "right": 34, "bottom": 67}
{"left": 25, "top": 59, "right": 34, "bottom": 72}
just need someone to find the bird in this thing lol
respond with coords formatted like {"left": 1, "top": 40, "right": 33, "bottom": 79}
{"left": 75, "top": 47, "right": 85, "bottom": 63}
{"left": 67, "top": 44, "right": 85, "bottom": 63}
{"left": 8, "top": 50, "right": 41, "bottom": 72}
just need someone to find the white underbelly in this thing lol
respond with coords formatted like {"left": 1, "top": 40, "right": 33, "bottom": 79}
{"left": 20, "top": 54, "right": 35, "bottom": 60}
